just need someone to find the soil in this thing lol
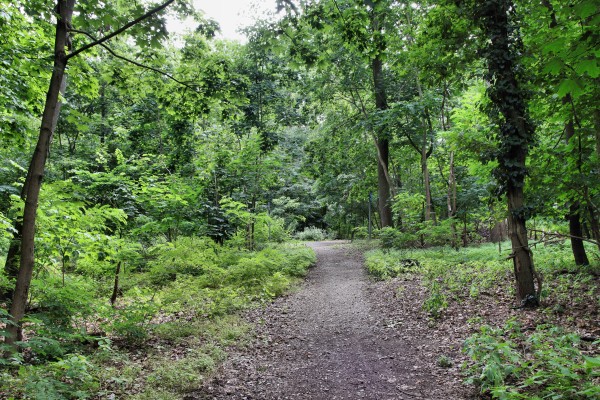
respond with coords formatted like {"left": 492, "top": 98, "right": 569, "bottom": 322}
{"left": 188, "top": 241, "right": 474, "bottom": 400}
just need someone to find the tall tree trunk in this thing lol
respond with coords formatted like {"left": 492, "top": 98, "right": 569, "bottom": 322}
{"left": 371, "top": 57, "right": 392, "bottom": 227}
{"left": 422, "top": 136, "right": 434, "bottom": 222}
{"left": 589, "top": 109, "right": 600, "bottom": 250}
{"left": 564, "top": 102, "right": 589, "bottom": 265}
{"left": 369, "top": 4, "right": 393, "bottom": 228}
{"left": 447, "top": 151, "right": 458, "bottom": 249}
{"left": 476, "top": 0, "right": 538, "bottom": 305}
{"left": 4, "top": 0, "right": 75, "bottom": 348}
{"left": 376, "top": 135, "right": 393, "bottom": 228}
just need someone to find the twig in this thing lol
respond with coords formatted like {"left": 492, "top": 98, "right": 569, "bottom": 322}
{"left": 528, "top": 229, "right": 599, "bottom": 247}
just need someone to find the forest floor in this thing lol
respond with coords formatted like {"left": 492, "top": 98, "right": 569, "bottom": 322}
{"left": 189, "top": 241, "right": 476, "bottom": 400}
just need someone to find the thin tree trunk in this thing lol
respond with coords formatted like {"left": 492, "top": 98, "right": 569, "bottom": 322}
{"left": 5, "top": 0, "right": 76, "bottom": 348}
{"left": 568, "top": 202, "right": 589, "bottom": 265}
{"left": 422, "top": 137, "right": 434, "bottom": 222}
{"left": 564, "top": 102, "right": 590, "bottom": 265}
{"left": 110, "top": 261, "right": 122, "bottom": 306}
{"left": 447, "top": 151, "right": 458, "bottom": 248}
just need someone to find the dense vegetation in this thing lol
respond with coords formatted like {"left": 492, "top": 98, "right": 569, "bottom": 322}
{"left": 1, "top": 0, "right": 598, "bottom": 398}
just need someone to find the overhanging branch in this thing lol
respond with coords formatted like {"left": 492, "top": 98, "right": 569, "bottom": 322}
{"left": 69, "top": 29, "right": 198, "bottom": 91}
{"left": 66, "top": 0, "right": 176, "bottom": 60}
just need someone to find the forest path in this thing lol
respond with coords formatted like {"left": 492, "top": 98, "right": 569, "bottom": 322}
{"left": 192, "top": 241, "right": 467, "bottom": 399}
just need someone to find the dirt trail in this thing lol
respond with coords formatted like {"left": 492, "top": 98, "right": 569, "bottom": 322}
{"left": 192, "top": 241, "right": 468, "bottom": 399}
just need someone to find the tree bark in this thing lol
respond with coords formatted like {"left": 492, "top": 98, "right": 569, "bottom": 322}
{"left": 110, "top": 261, "right": 122, "bottom": 306}
{"left": 422, "top": 135, "right": 434, "bottom": 222}
{"left": 371, "top": 56, "right": 393, "bottom": 228}
{"left": 563, "top": 104, "right": 589, "bottom": 265}
{"left": 5, "top": 0, "right": 76, "bottom": 348}
{"left": 369, "top": 3, "right": 393, "bottom": 228}
{"left": 447, "top": 151, "right": 458, "bottom": 248}
{"left": 568, "top": 202, "right": 589, "bottom": 265}
{"left": 476, "top": 0, "right": 538, "bottom": 305}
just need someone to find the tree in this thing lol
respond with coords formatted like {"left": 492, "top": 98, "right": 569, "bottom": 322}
{"left": 474, "top": 0, "right": 539, "bottom": 305}
{"left": 5, "top": 0, "right": 177, "bottom": 349}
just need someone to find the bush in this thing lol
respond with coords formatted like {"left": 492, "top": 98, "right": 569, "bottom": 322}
{"left": 103, "top": 290, "right": 159, "bottom": 345}
{"left": 148, "top": 236, "right": 220, "bottom": 286}
{"left": 378, "top": 227, "right": 400, "bottom": 250}
{"left": 364, "top": 250, "right": 419, "bottom": 280}
{"left": 7, "top": 354, "right": 99, "bottom": 400}
{"left": 294, "top": 227, "right": 326, "bottom": 241}
{"left": 464, "top": 320, "right": 600, "bottom": 399}
{"left": 417, "top": 220, "right": 456, "bottom": 247}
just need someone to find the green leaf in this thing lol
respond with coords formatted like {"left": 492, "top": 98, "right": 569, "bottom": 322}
{"left": 542, "top": 38, "right": 566, "bottom": 55}
{"left": 542, "top": 58, "right": 564, "bottom": 75}
{"left": 574, "top": 59, "right": 600, "bottom": 78}
{"left": 574, "top": 1, "right": 598, "bottom": 19}
{"left": 583, "top": 356, "right": 600, "bottom": 369}
{"left": 556, "top": 79, "right": 583, "bottom": 98}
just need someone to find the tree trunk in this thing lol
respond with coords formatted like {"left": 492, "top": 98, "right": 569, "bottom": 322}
{"left": 422, "top": 139, "right": 434, "bottom": 222}
{"left": 376, "top": 137, "right": 393, "bottom": 228}
{"left": 110, "top": 261, "right": 122, "bottom": 306}
{"left": 4, "top": 0, "right": 75, "bottom": 348}
{"left": 476, "top": 0, "right": 537, "bottom": 305}
{"left": 447, "top": 151, "right": 458, "bottom": 248}
{"left": 564, "top": 105, "right": 590, "bottom": 265}
{"left": 568, "top": 202, "right": 589, "bottom": 265}
{"left": 506, "top": 182, "right": 537, "bottom": 304}
{"left": 370, "top": 6, "right": 393, "bottom": 228}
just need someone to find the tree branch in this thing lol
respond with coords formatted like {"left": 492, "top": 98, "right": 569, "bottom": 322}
{"left": 69, "top": 29, "right": 197, "bottom": 91}
{"left": 66, "top": 0, "right": 176, "bottom": 60}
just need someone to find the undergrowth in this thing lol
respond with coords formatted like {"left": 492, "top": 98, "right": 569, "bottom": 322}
{"left": 363, "top": 240, "right": 599, "bottom": 398}
{"left": 1, "top": 238, "right": 316, "bottom": 399}
{"left": 465, "top": 320, "right": 599, "bottom": 399}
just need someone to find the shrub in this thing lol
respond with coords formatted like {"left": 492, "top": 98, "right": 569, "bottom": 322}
{"left": 148, "top": 236, "right": 220, "bottom": 286}
{"left": 378, "top": 227, "right": 400, "bottom": 250}
{"left": 14, "top": 354, "right": 99, "bottom": 400}
{"left": 294, "top": 227, "right": 326, "bottom": 241}
{"left": 364, "top": 250, "right": 419, "bottom": 280}
{"left": 464, "top": 320, "right": 600, "bottom": 399}
{"left": 103, "top": 291, "right": 159, "bottom": 345}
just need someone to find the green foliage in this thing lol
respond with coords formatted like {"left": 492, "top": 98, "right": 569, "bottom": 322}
{"left": 364, "top": 250, "right": 419, "bottom": 280}
{"left": 152, "top": 241, "right": 315, "bottom": 317}
{"left": 365, "top": 244, "right": 513, "bottom": 318}
{"left": 104, "top": 292, "right": 160, "bottom": 345}
{"left": 148, "top": 237, "right": 221, "bottom": 286}
{"left": 464, "top": 320, "right": 600, "bottom": 399}
{"left": 294, "top": 227, "right": 327, "bottom": 241}
{"left": 146, "top": 348, "right": 223, "bottom": 394}
{"left": 4, "top": 354, "right": 99, "bottom": 400}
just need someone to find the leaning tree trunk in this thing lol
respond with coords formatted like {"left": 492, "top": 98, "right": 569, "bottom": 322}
{"left": 4, "top": 0, "right": 75, "bottom": 348}
{"left": 477, "top": 0, "right": 538, "bottom": 305}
